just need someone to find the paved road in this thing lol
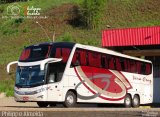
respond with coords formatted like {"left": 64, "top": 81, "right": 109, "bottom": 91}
{"left": 0, "top": 97, "right": 160, "bottom": 117}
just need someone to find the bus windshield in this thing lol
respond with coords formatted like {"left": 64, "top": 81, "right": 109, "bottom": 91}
{"left": 16, "top": 65, "right": 45, "bottom": 87}
{"left": 19, "top": 45, "right": 51, "bottom": 62}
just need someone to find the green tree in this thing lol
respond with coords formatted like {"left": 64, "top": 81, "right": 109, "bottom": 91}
{"left": 82, "top": 0, "right": 107, "bottom": 29}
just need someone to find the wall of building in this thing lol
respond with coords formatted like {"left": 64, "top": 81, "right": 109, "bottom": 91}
{"left": 153, "top": 78, "right": 160, "bottom": 103}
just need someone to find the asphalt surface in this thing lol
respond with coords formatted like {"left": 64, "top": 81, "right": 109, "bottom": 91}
{"left": 0, "top": 97, "right": 160, "bottom": 117}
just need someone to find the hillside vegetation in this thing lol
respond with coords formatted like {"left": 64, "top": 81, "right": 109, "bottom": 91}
{"left": 0, "top": 0, "right": 160, "bottom": 96}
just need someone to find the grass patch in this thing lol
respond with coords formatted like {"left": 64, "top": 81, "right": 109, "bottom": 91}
{"left": 0, "top": 79, "right": 14, "bottom": 97}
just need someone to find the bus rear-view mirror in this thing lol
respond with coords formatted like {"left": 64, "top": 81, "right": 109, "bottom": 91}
{"left": 7, "top": 61, "right": 18, "bottom": 74}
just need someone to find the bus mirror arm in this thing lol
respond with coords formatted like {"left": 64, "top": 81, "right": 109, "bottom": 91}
{"left": 48, "top": 58, "right": 62, "bottom": 64}
{"left": 40, "top": 58, "right": 62, "bottom": 70}
{"left": 7, "top": 61, "right": 18, "bottom": 74}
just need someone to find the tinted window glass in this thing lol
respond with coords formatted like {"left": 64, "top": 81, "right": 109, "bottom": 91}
{"left": 146, "top": 63, "right": 152, "bottom": 75}
{"left": 101, "top": 55, "right": 107, "bottom": 68}
{"left": 50, "top": 46, "right": 72, "bottom": 63}
{"left": 88, "top": 51, "right": 101, "bottom": 67}
{"left": 71, "top": 49, "right": 87, "bottom": 66}
{"left": 109, "top": 56, "right": 115, "bottom": 70}
{"left": 115, "top": 57, "right": 122, "bottom": 71}
{"left": 130, "top": 60, "right": 136, "bottom": 73}
{"left": 71, "top": 48, "right": 152, "bottom": 75}
{"left": 19, "top": 45, "right": 51, "bottom": 62}
{"left": 79, "top": 50, "right": 87, "bottom": 66}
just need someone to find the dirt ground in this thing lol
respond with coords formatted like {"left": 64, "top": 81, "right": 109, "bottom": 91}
{"left": 0, "top": 97, "right": 160, "bottom": 117}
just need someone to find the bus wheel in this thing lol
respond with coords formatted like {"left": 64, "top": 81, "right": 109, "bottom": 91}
{"left": 63, "top": 91, "right": 77, "bottom": 107}
{"left": 132, "top": 95, "right": 140, "bottom": 108}
{"left": 124, "top": 94, "right": 132, "bottom": 108}
{"left": 37, "top": 102, "right": 49, "bottom": 107}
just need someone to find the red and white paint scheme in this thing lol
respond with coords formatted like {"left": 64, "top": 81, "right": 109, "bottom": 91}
{"left": 7, "top": 42, "right": 153, "bottom": 108}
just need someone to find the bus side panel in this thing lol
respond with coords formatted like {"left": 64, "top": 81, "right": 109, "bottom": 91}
{"left": 123, "top": 72, "right": 153, "bottom": 104}
{"left": 66, "top": 66, "right": 132, "bottom": 104}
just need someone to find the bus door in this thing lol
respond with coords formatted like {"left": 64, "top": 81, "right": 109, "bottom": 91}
{"left": 46, "top": 62, "right": 65, "bottom": 101}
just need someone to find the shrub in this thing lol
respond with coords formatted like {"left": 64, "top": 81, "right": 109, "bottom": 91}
{"left": 57, "top": 32, "right": 73, "bottom": 42}
{"left": 82, "top": 0, "right": 107, "bottom": 29}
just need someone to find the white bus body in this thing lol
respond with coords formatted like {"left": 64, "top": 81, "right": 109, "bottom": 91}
{"left": 7, "top": 42, "right": 153, "bottom": 107}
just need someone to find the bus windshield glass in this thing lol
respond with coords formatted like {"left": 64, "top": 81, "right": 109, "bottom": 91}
{"left": 16, "top": 65, "right": 45, "bottom": 87}
{"left": 19, "top": 45, "right": 51, "bottom": 62}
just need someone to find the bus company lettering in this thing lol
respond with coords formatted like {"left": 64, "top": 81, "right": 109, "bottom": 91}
{"left": 133, "top": 76, "right": 151, "bottom": 84}
{"left": 133, "top": 76, "right": 141, "bottom": 81}
{"left": 143, "top": 77, "right": 151, "bottom": 84}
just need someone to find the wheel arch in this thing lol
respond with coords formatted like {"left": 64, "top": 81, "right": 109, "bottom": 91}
{"left": 67, "top": 89, "right": 77, "bottom": 97}
{"left": 126, "top": 93, "right": 132, "bottom": 99}
{"left": 63, "top": 89, "right": 77, "bottom": 101}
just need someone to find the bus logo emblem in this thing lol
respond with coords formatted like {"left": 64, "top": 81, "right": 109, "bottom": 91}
{"left": 75, "top": 66, "right": 132, "bottom": 101}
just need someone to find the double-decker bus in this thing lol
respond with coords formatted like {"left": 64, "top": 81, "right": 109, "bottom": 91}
{"left": 7, "top": 42, "right": 153, "bottom": 108}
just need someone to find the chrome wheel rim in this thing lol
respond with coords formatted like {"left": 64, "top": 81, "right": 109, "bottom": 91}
{"left": 133, "top": 97, "right": 139, "bottom": 105}
{"left": 126, "top": 97, "right": 131, "bottom": 106}
{"left": 66, "top": 95, "right": 74, "bottom": 105}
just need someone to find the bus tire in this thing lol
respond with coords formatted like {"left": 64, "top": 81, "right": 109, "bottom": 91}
{"left": 37, "top": 102, "right": 49, "bottom": 107}
{"left": 132, "top": 95, "right": 140, "bottom": 108}
{"left": 124, "top": 94, "right": 132, "bottom": 108}
{"left": 63, "top": 91, "right": 77, "bottom": 107}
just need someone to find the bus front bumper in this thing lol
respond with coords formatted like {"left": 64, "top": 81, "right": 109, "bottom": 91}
{"left": 14, "top": 92, "right": 47, "bottom": 102}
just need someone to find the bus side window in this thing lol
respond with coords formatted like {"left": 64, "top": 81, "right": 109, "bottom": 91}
{"left": 62, "top": 48, "right": 71, "bottom": 63}
{"left": 124, "top": 59, "right": 128, "bottom": 72}
{"left": 146, "top": 63, "right": 151, "bottom": 75}
{"left": 88, "top": 52, "right": 101, "bottom": 67}
{"left": 115, "top": 57, "right": 122, "bottom": 71}
{"left": 130, "top": 60, "right": 136, "bottom": 73}
{"left": 101, "top": 55, "right": 106, "bottom": 68}
{"left": 120, "top": 58, "right": 125, "bottom": 71}
{"left": 141, "top": 63, "right": 146, "bottom": 74}
{"left": 94, "top": 52, "right": 101, "bottom": 67}
{"left": 55, "top": 48, "right": 61, "bottom": 58}
{"left": 109, "top": 56, "right": 115, "bottom": 70}
{"left": 71, "top": 51, "right": 80, "bottom": 66}
{"left": 79, "top": 50, "right": 87, "bottom": 66}
{"left": 105, "top": 55, "right": 110, "bottom": 69}
{"left": 137, "top": 62, "right": 141, "bottom": 74}
{"left": 127, "top": 60, "right": 131, "bottom": 72}
{"left": 88, "top": 51, "right": 93, "bottom": 66}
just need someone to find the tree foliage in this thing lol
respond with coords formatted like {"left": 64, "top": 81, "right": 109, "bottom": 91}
{"left": 82, "top": 0, "right": 107, "bottom": 29}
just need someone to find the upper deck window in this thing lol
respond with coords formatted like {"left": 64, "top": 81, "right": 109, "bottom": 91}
{"left": 50, "top": 44, "right": 74, "bottom": 63}
{"left": 19, "top": 45, "right": 51, "bottom": 62}
{"left": 19, "top": 42, "right": 75, "bottom": 62}
{"left": 53, "top": 48, "right": 71, "bottom": 63}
